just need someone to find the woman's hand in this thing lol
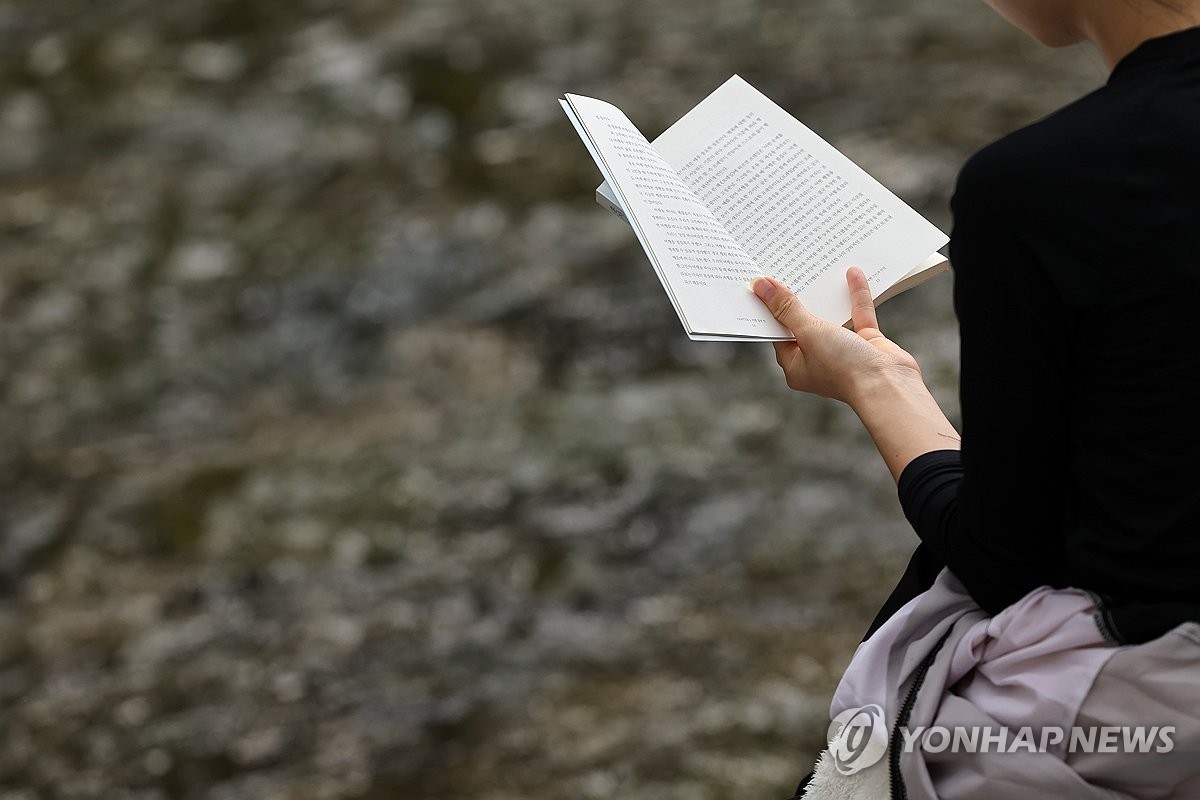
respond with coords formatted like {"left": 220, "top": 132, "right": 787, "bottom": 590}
{"left": 752, "top": 266, "right": 960, "bottom": 481}
{"left": 751, "top": 267, "right": 923, "bottom": 406}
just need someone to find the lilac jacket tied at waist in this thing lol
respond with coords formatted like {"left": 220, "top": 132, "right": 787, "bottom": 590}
{"left": 803, "top": 570, "right": 1200, "bottom": 799}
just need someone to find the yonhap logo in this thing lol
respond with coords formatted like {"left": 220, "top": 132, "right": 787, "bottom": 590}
{"left": 823, "top": 705, "right": 1174, "bottom": 777}
{"left": 827, "top": 704, "right": 889, "bottom": 775}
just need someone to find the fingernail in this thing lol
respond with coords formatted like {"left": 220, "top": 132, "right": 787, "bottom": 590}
{"left": 751, "top": 277, "right": 776, "bottom": 302}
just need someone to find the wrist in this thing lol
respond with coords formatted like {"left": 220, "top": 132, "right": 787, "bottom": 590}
{"left": 846, "top": 363, "right": 927, "bottom": 412}
{"left": 847, "top": 365, "right": 960, "bottom": 483}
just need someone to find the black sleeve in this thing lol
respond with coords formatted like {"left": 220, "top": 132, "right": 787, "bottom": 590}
{"left": 895, "top": 165, "right": 1075, "bottom": 615}
{"left": 897, "top": 450, "right": 964, "bottom": 538}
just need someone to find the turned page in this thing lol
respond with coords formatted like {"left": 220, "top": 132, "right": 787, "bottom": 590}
{"left": 653, "top": 75, "right": 948, "bottom": 325}
{"left": 562, "top": 94, "right": 792, "bottom": 339}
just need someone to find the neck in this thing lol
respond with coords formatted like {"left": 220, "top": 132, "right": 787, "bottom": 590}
{"left": 1081, "top": 2, "right": 1200, "bottom": 69}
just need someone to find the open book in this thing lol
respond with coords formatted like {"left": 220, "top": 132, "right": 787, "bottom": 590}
{"left": 560, "top": 75, "right": 949, "bottom": 341}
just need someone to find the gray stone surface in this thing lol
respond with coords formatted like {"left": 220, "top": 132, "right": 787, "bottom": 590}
{"left": 0, "top": 1, "right": 1101, "bottom": 797}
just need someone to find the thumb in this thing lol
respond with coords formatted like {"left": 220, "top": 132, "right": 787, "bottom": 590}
{"left": 751, "top": 276, "right": 813, "bottom": 334}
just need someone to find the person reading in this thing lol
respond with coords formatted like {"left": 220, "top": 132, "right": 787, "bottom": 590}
{"left": 757, "top": 1, "right": 1200, "bottom": 797}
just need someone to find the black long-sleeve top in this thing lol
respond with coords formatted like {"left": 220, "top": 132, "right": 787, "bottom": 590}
{"left": 891, "top": 25, "right": 1200, "bottom": 645}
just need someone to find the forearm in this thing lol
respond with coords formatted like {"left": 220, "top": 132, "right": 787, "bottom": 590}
{"left": 848, "top": 367, "right": 961, "bottom": 483}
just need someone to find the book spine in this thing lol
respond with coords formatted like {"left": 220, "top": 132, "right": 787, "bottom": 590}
{"left": 594, "top": 189, "right": 629, "bottom": 224}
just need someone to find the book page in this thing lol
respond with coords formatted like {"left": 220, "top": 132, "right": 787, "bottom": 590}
{"left": 562, "top": 94, "right": 792, "bottom": 340}
{"left": 653, "top": 75, "right": 948, "bottom": 325}
{"left": 600, "top": 179, "right": 949, "bottom": 315}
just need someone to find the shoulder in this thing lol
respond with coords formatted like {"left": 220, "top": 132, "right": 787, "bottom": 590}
{"left": 946, "top": 92, "right": 1119, "bottom": 303}
{"left": 947, "top": 73, "right": 1195, "bottom": 303}
{"left": 954, "top": 59, "right": 1200, "bottom": 220}
{"left": 952, "top": 83, "right": 1147, "bottom": 221}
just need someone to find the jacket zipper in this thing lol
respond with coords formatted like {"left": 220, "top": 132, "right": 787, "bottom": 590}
{"left": 888, "top": 628, "right": 953, "bottom": 800}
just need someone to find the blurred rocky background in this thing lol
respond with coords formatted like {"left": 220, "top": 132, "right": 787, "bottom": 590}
{"left": 0, "top": 1, "right": 1103, "bottom": 798}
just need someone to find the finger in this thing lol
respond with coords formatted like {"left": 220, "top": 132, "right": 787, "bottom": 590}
{"left": 772, "top": 340, "right": 798, "bottom": 367}
{"left": 751, "top": 276, "right": 813, "bottom": 334}
{"left": 846, "top": 267, "right": 879, "bottom": 333}
{"left": 772, "top": 340, "right": 806, "bottom": 389}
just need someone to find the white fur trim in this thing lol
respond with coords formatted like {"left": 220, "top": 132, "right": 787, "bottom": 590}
{"left": 800, "top": 747, "right": 891, "bottom": 800}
